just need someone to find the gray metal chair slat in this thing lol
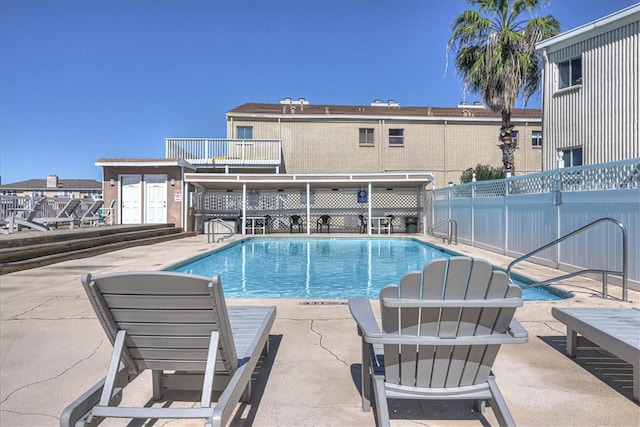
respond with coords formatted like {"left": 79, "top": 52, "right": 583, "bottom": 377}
{"left": 111, "top": 309, "right": 218, "bottom": 323}
{"left": 104, "top": 294, "right": 215, "bottom": 309}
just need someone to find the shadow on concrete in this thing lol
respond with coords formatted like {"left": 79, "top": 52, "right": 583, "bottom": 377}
{"left": 540, "top": 335, "right": 637, "bottom": 404}
{"left": 126, "top": 334, "right": 283, "bottom": 427}
{"left": 349, "top": 363, "right": 492, "bottom": 425}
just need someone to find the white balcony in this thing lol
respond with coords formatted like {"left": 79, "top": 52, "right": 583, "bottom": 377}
{"left": 165, "top": 138, "right": 282, "bottom": 168}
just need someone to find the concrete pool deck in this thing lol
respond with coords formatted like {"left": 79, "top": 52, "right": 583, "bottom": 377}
{"left": 1, "top": 233, "right": 638, "bottom": 426}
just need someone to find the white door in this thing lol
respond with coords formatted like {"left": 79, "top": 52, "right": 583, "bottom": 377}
{"left": 121, "top": 175, "right": 142, "bottom": 224}
{"left": 145, "top": 174, "right": 167, "bottom": 223}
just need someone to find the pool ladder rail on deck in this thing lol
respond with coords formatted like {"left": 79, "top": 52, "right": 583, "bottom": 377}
{"left": 207, "top": 218, "right": 235, "bottom": 243}
{"left": 428, "top": 218, "right": 457, "bottom": 245}
{"left": 506, "top": 218, "right": 629, "bottom": 302}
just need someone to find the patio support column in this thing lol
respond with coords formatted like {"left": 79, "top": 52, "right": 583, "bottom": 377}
{"left": 242, "top": 183, "right": 247, "bottom": 235}
{"left": 306, "top": 183, "right": 311, "bottom": 235}
{"left": 367, "top": 182, "right": 373, "bottom": 235}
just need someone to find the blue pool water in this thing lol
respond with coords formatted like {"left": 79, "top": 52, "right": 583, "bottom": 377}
{"left": 169, "top": 238, "right": 565, "bottom": 300}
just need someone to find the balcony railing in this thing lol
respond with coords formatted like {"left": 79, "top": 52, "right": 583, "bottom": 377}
{"left": 165, "top": 138, "right": 282, "bottom": 166}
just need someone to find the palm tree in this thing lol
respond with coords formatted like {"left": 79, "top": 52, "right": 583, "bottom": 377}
{"left": 448, "top": 0, "right": 559, "bottom": 175}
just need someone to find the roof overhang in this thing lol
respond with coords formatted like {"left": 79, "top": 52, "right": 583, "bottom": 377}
{"left": 536, "top": 4, "right": 640, "bottom": 52}
{"left": 95, "top": 158, "right": 197, "bottom": 169}
{"left": 226, "top": 112, "right": 539, "bottom": 124}
{"left": 184, "top": 172, "right": 435, "bottom": 191}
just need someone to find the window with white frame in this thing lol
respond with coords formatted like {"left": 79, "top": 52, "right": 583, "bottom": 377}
{"left": 359, "top": 128, "right": 374, "bottom": 145}
{"left": 559, "top": 147, "right": 583, "bottom": 167}
{"left": 236, "top": 126, "right": 253, "bottom": 139}
{"left": 558, "top": 57, "right": 582, "bottom": 89}
{"left": 532, "top": 130, "right": 542, "bottom": 147}
{"left": 511, "top": 130, "right": 519, "bottom": 146}
{"left": 389, "top": 128, "right": 404, "bottom": 146}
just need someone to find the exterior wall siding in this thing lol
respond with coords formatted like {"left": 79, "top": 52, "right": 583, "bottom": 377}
{"left": 541, "top": 15, "right": 639, "bottom": 169}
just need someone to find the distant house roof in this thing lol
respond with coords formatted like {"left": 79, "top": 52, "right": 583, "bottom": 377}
{"left": 227, "top": 102, "right": 541, "bottom": 121}
{"left": 0, "top": 178, "right": 101, "bottom": 190}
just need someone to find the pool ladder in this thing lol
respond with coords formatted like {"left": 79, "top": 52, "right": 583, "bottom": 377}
{"left": 207, "top": 218, "right": 235, "bottom": 243}
{"left": 506, "top": 218, "right": 628, "bottom": 301}
{"left": 428, "top": 218, "right": 457, "bottom": 245}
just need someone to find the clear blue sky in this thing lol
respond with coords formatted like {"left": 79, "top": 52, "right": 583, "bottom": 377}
{"left": 1, "top": 0, "right": 637, "bottom": 184}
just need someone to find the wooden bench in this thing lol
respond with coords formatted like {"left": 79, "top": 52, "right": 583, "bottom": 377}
{"left": 552, "top": 307, "right": 640, "bottom": 401}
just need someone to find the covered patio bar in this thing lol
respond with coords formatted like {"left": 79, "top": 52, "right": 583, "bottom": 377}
{"left": 184, "top": 172, "right": 435, "bottom": 235}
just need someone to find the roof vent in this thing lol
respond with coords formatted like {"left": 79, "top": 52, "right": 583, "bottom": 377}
{"left": 280, "top": 97, "right": 309, "bottom": 105}
{"left": 371, "top": 99, "right": 399, "bottom": 107}
{"left": 458, "top": 100, "right": 484, "bottom": 108}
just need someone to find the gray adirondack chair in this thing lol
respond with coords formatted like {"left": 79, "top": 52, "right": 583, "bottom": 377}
{"left": 60, "top": 271, "right": 276, "bottom": 427}
{"left": 349, "top": 256, "right": 528, "bottom": 427}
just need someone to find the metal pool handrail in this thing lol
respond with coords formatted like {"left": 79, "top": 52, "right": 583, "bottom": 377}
{"left": 506, "top": 218, "right": 628, "bottom": 301}
{"left": 428, "top": 218, "right": 457, "bottom": 245}
{"left": 207, "top": 218, "right": 235, "bottom": 243}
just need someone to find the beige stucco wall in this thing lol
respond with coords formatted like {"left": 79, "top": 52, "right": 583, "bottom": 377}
{"left": 230, "top": 116, "right": 542, "bottom": 186}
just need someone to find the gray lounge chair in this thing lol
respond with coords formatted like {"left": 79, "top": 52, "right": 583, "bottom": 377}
{"left": 35, "top": 198, "right": 82, "bottom": 229}
{"left": 0, "top": 197, "right": 49, "bottom": 233}
{"left": 349, "top": 256, "right": 528, "bottom": 427}
{"left": 60, "top": 271, "right": 276, "bottom": 427}
{"left": 552, "top": 307, "right": 640, "bottom": 401}
{"left": 79, "top": 199, "right": 104, "bottom": 226}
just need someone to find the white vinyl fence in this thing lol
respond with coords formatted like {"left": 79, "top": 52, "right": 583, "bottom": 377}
{"left": 429, "top": 158, "right": 640, "bottom": 291}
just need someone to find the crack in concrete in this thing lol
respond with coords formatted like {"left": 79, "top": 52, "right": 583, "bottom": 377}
{"left": 0, "top": 339, "right": 105, "bottom": 405}
{"left": 310, "top": 319, "right": 348, "bottom": 366}
{"left": 9, "top": 295, "right": 58, "bottom": 319}
{"left": 0, "top": 408, "right": 59, "bottom": 422}
{"left": 544, "top": 321, "right": 565, "bottom": 334}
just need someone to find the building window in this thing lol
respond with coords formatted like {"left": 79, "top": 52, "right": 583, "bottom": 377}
{"left": 389, "top": 128, "right": 404, "bottom": 146}
{"left": 532, "top": 130, "right": 542, "bottom": 147}
{"left": 237, "top": 126, "right": 253, "bottom": 139}
{"left": 511, "top": 130, "right": 519, "bottom": 146}
{"left": 359, "top": 128, "right": 374, "bottom": 145}
{"left": 559, "top": 147, "right": 583, "bottom": 167}
{"left": 558, "top": 57, "right": 582, "bottom": 89}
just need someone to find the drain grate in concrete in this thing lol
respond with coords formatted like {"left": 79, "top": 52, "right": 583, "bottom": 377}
{"left": 299, "top": 301, "right": 348, "bottom": 305}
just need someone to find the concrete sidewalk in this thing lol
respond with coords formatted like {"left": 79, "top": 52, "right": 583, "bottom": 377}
{"left": 1, "top": 234, "right": 638, "bottom": 426}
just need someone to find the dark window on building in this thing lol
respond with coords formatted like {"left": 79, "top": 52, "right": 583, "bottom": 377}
{"left": 560, "top": 147, "right": 583, "bottom": 167}
{"left": 511, "top": 130, "right": 519, "bottom": 146}
{"left": 558, "top": 57, "right": 582, "bottom": 89}
{"left": 389, "top": 128, "right": 404, "bottom": 145}
{"left": 532, "top": 130, "right": 542, "bottom": 147}
{"left": 359, "top": 128, "right": 374, "bottom": 145}
{"left": 237, "top": 126, "right": 253, "bottom": 139}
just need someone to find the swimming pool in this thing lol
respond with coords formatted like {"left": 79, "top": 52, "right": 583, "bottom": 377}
{"left": 169, "top": 238, "right": 566, "bottom": 300}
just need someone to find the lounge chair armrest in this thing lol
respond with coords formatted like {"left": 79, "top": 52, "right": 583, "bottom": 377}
{"left": 348, "top": 298, "right": 382, "bottom": 339}
{"left": 368, "top": 333, "right": 527, "bottom": 346}
{"left": 507, "top": 318, "right": 529, "bottom": 340}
